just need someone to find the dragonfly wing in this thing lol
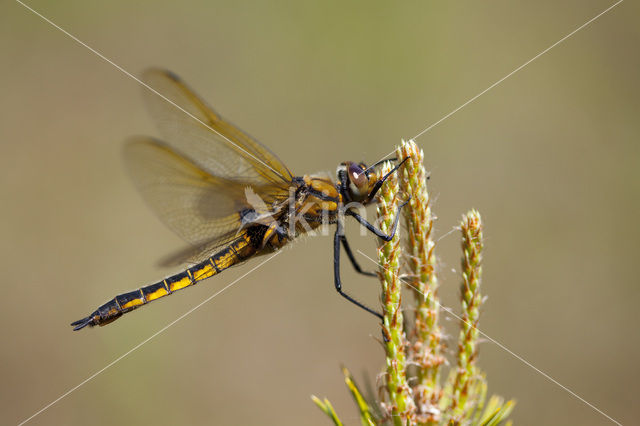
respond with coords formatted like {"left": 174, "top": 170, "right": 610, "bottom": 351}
{"left": 141, "top": 68, "right": 293, "bottom": 186}
{"left": 157, "top": 232, "right": 244, "bottom": 267}
{"left": 124, "top": 137, "right": 289, "bottom": 251}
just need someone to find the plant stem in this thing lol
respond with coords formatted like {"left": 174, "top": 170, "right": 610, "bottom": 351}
{"left": 396, "top": 140, "right": 443, "bottom": 423}
{"left": 450, "top": 210, "right": 484, "bottom": 422}
{"left": 376, "top": 161, "right": 415, "bottom": 425}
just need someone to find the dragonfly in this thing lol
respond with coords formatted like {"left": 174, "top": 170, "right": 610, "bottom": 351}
{"left": 71, "top": 68, "right": 407, "bottom": 331}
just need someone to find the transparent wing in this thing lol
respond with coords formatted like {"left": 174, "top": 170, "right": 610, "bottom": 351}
{"left": 141, "top": 68, "right": 293, "bottom": 186}
{"left": 157, "top": 233, "right": 244, "bottom": 267}
{"left": 124, "top": 137, "right": 290, "bottom": 252}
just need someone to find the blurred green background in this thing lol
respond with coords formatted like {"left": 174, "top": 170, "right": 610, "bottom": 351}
{"left": 2, "top": 1, "right": 638, "bottom": 424}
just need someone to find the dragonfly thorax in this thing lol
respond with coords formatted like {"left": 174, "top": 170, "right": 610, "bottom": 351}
{"left": 286, "top": 175, "right": 341, "bottom": 229}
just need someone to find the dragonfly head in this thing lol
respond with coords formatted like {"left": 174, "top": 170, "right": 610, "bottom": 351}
{"left": 337, "top": 161, "right": 377, "bottom": 204}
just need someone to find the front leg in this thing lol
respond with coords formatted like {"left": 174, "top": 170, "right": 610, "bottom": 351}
{"left": 364, "top": 157, "right": 409, "bottom": 202}
{"left": 346, "top": 198, "right": 409, "bottom": 241}
{"left": 333, "top": 220, "right": 383, "bottom": 320}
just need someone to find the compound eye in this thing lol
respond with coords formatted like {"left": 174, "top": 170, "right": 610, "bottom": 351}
{"left": 347, "top": 162, "right": 368, "bottom": 192}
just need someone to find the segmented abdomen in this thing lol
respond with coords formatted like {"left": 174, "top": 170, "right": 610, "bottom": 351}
{"left": 71, "top": 232, "right": 257, "bottom": 330}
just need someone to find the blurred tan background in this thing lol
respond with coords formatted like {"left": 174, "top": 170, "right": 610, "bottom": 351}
{"left": 2, "top": 1, "right": 638, "bottom": 424}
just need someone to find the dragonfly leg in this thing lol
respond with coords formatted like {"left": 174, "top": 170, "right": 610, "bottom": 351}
{"left": 340, "top": 235, "right": 377, "bottom": 277}
{"left": 346, "top": 198, "right": 409, "bottom": 242}
{"left": 334, "top": 222, "right": 383, "bottom": 320}
{"left": 365, "top": 157, "right": 409, "bottom": 202}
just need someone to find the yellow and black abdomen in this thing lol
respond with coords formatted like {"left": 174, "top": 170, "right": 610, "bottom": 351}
{"left": 71, "top": 231, "right": 258, "bottom": 330}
